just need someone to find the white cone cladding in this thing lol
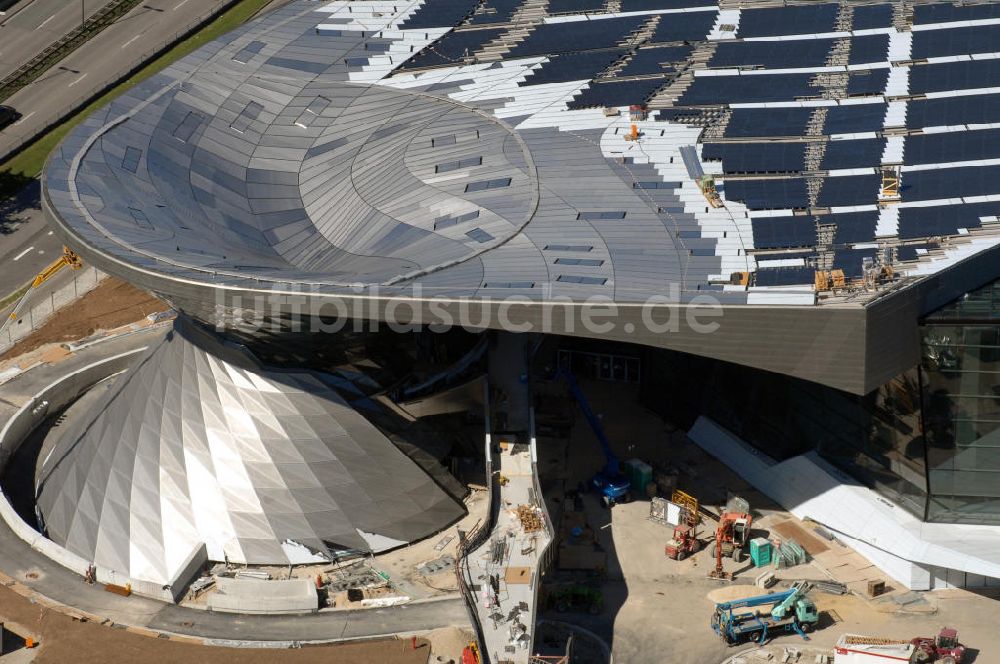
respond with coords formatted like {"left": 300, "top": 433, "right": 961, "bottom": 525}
{"left": 35, "top": 321, "right": 463, "bottom": 586}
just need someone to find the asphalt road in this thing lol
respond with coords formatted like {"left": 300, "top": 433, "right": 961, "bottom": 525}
{"left": 0, "top": 0, "right": 112, "bottom": 80}
{"left": 0, "top": 0, "right": 234, "bottom": 159}
{"left": 0, "top": 180, "right": 63, "bottom": 296}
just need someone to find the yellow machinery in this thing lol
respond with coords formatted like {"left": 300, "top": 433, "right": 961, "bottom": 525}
{"left": 698, "top": 175, "right": 724, "bottom": 208}
{"left": 814, "top": 269, "right": 846, "bottom": 292}
{"left": 671, "top": 489, "right": 700, "bottom": 526}
{"left": 879, "top": 165, "right": 901, "bottom": 204}
{"left": 624, "top": 123, "right": 641, "bottom": 142}
{"left": 729, "top": 271, "right": 751, "bottom": 287}
{"left": 31, "top": 246, "right": 82, "bottom": 287}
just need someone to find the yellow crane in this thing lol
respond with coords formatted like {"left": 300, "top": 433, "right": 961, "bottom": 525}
{"left": 31, "top": 246, "right": 83, "bottom": 288}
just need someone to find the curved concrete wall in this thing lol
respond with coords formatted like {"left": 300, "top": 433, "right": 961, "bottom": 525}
{"left": 0, "top": 348, "right": 207, "bottom": 604}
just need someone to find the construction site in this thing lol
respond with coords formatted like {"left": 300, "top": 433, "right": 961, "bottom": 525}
{"left": 1, "top": 0, "right": 1000, "bottom": 661}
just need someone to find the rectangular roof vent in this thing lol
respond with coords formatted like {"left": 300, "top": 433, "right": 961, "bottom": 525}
{"left": 436, "top": 157, "right": 483, "bottom": 173}
{"left": 466, "top": 228, "right": 494, "bottom": 243}
{"left": 555, "top": 258, "right": 604, "bottom": 266}
{"left": 577, "top": 211, "right": 626, "bottom": 220}
{"left": 544, "top": 244, "right": 594, "bottom": 252}
{"left": 434, "top": 210, "right": 480, "bottom": 230}
{"left": 484, "top": 282, "right": 535, "bottom": 288}
{"left": 295, "top": 96, "right": 331, "bottom": 128}
{"left": 127, "top": 207, "right": 153, "bottom": 230}
{"left": 557, "top": 275, "right": 607, "bottom": 285}
{"left": 173, "top": 111, "right": 203, "bottom": 143}
{"left": 633, "top": 181, "right": 680, "bottom": 189}
{"left": 121, "top": 146, "right": 142, "bottom": 173}
{"left": 233, "top": 40, "right": 266, "bottom": 64}
{"left": 231, "top": 101, "right": 263, "bottom": 133}
{"left": 465, "top": 178, "right": 511, "bottom": 192}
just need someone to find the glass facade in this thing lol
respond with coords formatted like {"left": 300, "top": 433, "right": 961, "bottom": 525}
{"left": 921, "top": 278, "right": 1000, "bottom": 523}
{"left": 634, "top": 277, "right": 1000, "bottom": 525}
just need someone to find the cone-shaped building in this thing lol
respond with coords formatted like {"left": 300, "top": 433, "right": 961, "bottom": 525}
{"left": 36, "top": 320, "right": 463, "bottom": 586}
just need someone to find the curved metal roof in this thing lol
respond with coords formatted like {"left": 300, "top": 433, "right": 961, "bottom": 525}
{"left": 41, "top": 0, "right": 1000, "bottom": 391}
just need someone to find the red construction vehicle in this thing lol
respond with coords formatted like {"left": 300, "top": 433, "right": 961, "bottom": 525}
{"left": 911, "top": 627, "right": 965, "bottom": 664}
{"left": 709, "top": 510, "right": 752, "bottom": 579}
{"left": 664, "top": 524, "right": 700, "bottom": 561}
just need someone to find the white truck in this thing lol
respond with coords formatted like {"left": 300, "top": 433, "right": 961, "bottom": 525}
{"left": 835, "top": 634, "right": 915, "bottom": 663}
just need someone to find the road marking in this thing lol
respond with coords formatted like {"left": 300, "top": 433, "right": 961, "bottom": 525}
{"left": 13, "top": 111, "right": 35, "bottom": 125}
{"left": 36, "top": 13, "right": 56, "bottom": 30}
{"left": 68, "top": 72, "right": 88, "bottom": 87}
{"left": 121, "top": 34, "right": 142, "bottom": 49}
{"left": 13, "top": 247, "right": 34, "bottom": 261}
{"left": 173, "top": 0, "right": 192, "bottom": 9}
{"left": 47, "top": 231, "right": 53, "bottom": 235}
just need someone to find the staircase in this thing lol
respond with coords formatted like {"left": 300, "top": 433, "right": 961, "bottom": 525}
{"left": 834, "top": 2, "right": 853, "bottom": 32}
{"left": 825, "top": 38, "right": 851, "bottom": 67}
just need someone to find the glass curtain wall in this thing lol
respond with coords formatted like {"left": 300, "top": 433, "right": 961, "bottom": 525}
{"left": 921, "top": 278, "right": 1000, "bottom": 524}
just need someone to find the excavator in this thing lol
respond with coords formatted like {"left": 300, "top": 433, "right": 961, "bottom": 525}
{"left": 709, "top": 505, "right": 752, "bottom": 579}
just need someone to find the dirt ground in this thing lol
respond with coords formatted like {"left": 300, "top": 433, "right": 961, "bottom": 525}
{"left": 533, "top": 377, "right": 1000, "bottom": 664}
{"left": 0, "top": 585, "right": 431, "bottom": 664}
{"left": 0, "top": 278, "right": 166, "bottom": 361}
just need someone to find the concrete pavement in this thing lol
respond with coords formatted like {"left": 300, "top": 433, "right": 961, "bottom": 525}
{"left": 0, "top": 326, "right": 472, "bottom": 644}
{"left": 0, "top": 0, "right": 112, "bottom": 80}
{"left": 0, "top": 0, "right": 235, "bottom": 160}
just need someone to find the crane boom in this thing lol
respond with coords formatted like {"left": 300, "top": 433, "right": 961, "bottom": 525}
{"left": 557, "top": 370, "right": 619, "bottom": 474}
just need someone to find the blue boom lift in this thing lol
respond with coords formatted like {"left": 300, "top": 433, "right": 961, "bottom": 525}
{"left": 558, "top": 371, "right": 631, "bottom": 506}
{"left": 711, "top": 583, "right": 819, "bottom": 646}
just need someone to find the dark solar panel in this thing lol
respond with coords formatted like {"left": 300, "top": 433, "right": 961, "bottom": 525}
{"left": 508, "top": 16, "right": 647, "bottom": 57}
{"left": 899, "top": 203, "right": 993, "bottom": 239}
{"left": 722, "top": 178, "right": 809, "bottom": 209}
{"left": 567, "top": 77, "right": 669, "bottom": 109}
{"left": 834, "top": 248, "right": 877, "bottom": 278}
{"left": 845, "top": 69, "right": 888, "bottom": 96}
{"left": 906, "top": 129, "right": 1000, "bottom": 165}
{"left": 520, "top": 49, "right": 626, "bottom": 86}
{"left": 702, "top": 142, "right": 806, "bottom": 173}
{"left": 824, "top": 104, "right": 886, "bottom": 134}
{"left": 467, "top": 0, "right": 523, "bottom": 25}
{"left": 710, "top": 40, "right": 835, "bottom": 69}
{"left": 912, "top": 24, "right": 1000, "bottom": 60}
{"left": 906, "top": 94, "right": 1000, "bottom": 129}
{"left": 821, "top": 138, "right": 885, "bottom": 170}
{"left": 548, "top": 0, "right": 603, "bottom": 14}
{"left": 910, "top": 60, "right": 1000, "bottom": 95}
{"left": 815, "top": 174, "right": 879, "bottom": 207}
{"left": 399, "top": 0, "right": 479, "bottom": 29}
{"left": 850, "top": 4, "right": 893, "bottom": 30}
{"left": 725, "top": 108, "right": 813, "bottom": 138}
{"left": 755, "top": 266, "right": 814, "bottom": 286}
{"left": 650, "top": 11, "right": 717, "bottom": 43}
{"left": 751, "top": 216, "right": 818, "bottom": 249}
{"left": 848, "top": 35, "right": 889, "bottom": 65}
{"left": 913, "top": 3, "right": 1000, "bottom": 25}
{"left": 617, "top": 45, "right": 691, "bottom": 77}
{"left": 904, "top": 165, "right": 1000, "bottom": 201}
{"left": 831, "top": 212, "right": 878, "bottom": 244}
{"left": 896, "top": 243, "right": 935, "bottom": 262}
{"left": 737, "top": 4, "right": 839, "bottom": 38}
{"left": 680, "top": 74, "right": 816, "bottom": 105}
{"left": 399, "top": 28, "right": 506, "bottom": 70}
